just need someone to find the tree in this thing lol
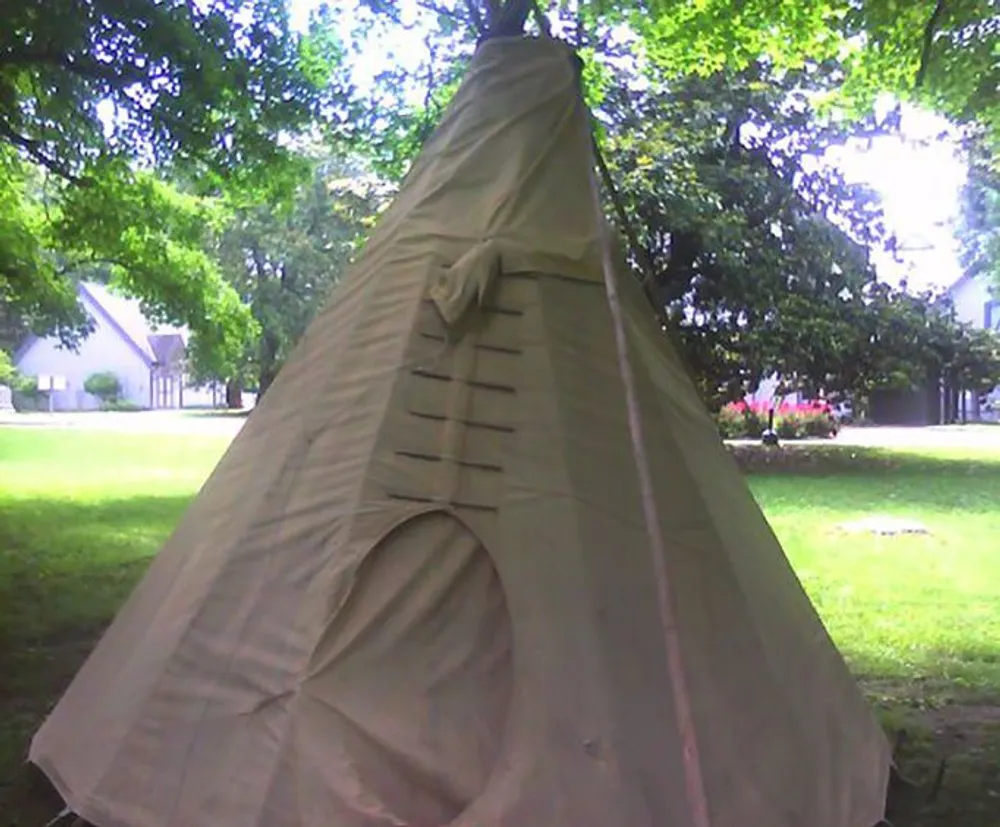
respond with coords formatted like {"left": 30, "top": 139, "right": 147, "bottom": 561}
{"left": 0, "top": 348, "right": 15, "bottom": 386}
{"left": 0, "top": 0, "right": 345, "bottom": 191}
{"left": 956, "top": 126, "right": 1000, "bottom": 290}
{"left": 0, "top": 0, "right": 352, "bottom": 361}
{"left": 0, "top": 146, "right": 260, "bottom": 377}
{"left": 597, "top": 58, "right": 898, "bottom": 407}
{"left": 198, "top": 153, "right": 383, "bottom": 400}
{"left": 335, "top": 1, "right": 999, "bottom": 408}
{"left": 343, "top": 0, "right": 1000, "bottom": 165}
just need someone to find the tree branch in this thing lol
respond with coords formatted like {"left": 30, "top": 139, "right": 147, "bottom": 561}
{"left": 410, "top": 0, "right": 477, "bottom": 31}
{"left": 0, "top": 119, "right": 86, "bottom": 184}
{"left": 462, "top": 0, "right": 486, "bottom": 33}
{"left": 531, "top": 0, "right": 552, "bottom": 37}
{"left": 914, "top": 0, "right": 947, "bottom": 90}
{"left": 0, "top": 48, "right": 146, "bottom": 89}
{"left": 485, "top": 0, "right": 533, "bottom": 37}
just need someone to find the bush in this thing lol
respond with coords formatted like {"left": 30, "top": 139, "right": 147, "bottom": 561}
{"left": 84, "top": 371, "right": 122, "bottom": 403}
{"left": 776, "top": 412, "right": 803, "bottom": 439}
{"left": 99, "top": 399, "right": 144, "bottom": 412}
{"left": 0, "top": 349, "right": 15, "bottom": 386}
{"left": 715, "top": 399, "right": 838, "bottom": 441}
{"left": 716, "top": 404, "right": 746, "bottom": 439}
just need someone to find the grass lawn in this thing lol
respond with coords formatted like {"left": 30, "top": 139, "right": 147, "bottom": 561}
{"left": 1, "top": 427, "right": 999, "bottom": 826}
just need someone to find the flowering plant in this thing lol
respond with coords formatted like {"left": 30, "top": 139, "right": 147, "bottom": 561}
{"left": 716, "top": 398, "right": 838, "bottom": 440}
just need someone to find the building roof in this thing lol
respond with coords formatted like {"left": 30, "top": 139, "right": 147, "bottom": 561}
{"left": 78, "top": 282, "right": 189, "bottom": 366}
{"left": 944, "top": 273, "right": 975, "bottom": 296}
{"left": 15, "top": 282, "right": 189, "bottom": 368}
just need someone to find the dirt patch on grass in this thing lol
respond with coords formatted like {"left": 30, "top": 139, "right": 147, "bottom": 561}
{"left": 879, "top": 697, "right": 1000, "bottom": 827}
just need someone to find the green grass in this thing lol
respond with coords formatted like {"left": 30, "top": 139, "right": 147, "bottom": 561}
{"left": 1, "top": 427, "right": 999, "bottom": 826}
{"left": 746, "top": 446, "right": 1000, "bottom": 826}
{"left": 0, "top": 428, "right": 231, "bottom": 823}
{"left": 751, "top": 450, "right": 1000, "bottom": 702}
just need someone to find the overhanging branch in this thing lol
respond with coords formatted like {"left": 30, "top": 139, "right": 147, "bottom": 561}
{"left": 0, "top": 120, "right": 87, "bottom": 184}
{"left": 482, "top": 0, "right": 533, "bottom": 38}
{"left": 463, "top": 0, "right": 486, "bottom": 33}
{"left": 914, "top": 0, "right": 947, "bottom": 90}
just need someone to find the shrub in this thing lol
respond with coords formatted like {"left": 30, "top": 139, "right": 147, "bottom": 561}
{"left": 84, "top": 371, "right": 122, "bottom": 403}
{"left": 716, "top": 404, "right": 746, "bottom": 439}
{"left": 100, "top": 399, "right": 143, "bottom": 412}
{"left": 741, "top": 405, "right": 767, "bottom": 438}
{"left": 715, "top": 398, "right": 838, "bottom": 441}
{"left": 0, "top": 349, "right": 15, "bottom": 385}
{"left": 776, "top": 412, "right": 803, "bottom": 439}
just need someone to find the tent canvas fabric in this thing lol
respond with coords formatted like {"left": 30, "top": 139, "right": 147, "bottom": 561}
{"left": 29, "top": 35, "right": 892, "bottom": 827}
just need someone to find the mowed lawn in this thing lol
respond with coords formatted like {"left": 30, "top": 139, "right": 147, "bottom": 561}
{"left": 1, "top": 426, "right": 999, "bottom": 826}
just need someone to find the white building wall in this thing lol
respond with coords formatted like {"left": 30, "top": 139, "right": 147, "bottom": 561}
{"left": 950, "top": 276, "right": 995, "bottom": 329}
{"left": 15, "top": 294, "right": 151, "bottom": 411}
{"left": 948, "top": 277, "right": 1000, "bottom": 422}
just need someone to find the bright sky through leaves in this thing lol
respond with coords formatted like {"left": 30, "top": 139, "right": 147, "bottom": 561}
{"left": 289, "top": 0, "right": 967, "bottom": 291}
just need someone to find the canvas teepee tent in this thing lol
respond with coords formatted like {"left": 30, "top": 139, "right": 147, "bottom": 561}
{"left": 30, "top": 35, "right": 891, "bottom": 827}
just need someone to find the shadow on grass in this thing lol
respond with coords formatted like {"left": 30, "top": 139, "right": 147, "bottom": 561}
{"left": 0, "top": 494, "right": 191, "bottom": 818}
{"left": 736, "top": 443, "right": 1000, "bottom": 517}
{"left": 729, "top": 442, "right": 1000, "bottom": 477}
{"left": 0, "top": 494, "right": 191, "bottom": 647}
{"left": 179, "top": 408, "right": 252, "bottom": 419}
{"left": 4, "top": 470, "right": 1000, "bottom": 826}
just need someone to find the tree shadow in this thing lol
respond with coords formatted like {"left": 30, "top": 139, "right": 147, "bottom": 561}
{"left": 730, "top": 442, "right": 1000, "bottom": 478}
{"left": 0, "top": 494, "right": 192, "bottom": 821}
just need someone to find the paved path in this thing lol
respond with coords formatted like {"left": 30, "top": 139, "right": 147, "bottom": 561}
{"left": 834, "top": 424, "right": 1000, "bottom": 450}
{"left": 0, "top": 409, "right": 249, "bottom": 437}
{"left": 2, "top": 411, "right": 999, "bottom": 450}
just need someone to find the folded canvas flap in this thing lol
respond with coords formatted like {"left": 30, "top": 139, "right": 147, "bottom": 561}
{"left": 429, "top": 236, "right": 606, "bottom": 330}
{"left": 429, "top": 240, "right": 503, "bottom": 326}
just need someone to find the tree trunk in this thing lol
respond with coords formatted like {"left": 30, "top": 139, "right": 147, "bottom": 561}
{"left": 255, "top": 329, "right": 281, "bottom": 402}
{"left": 225, "top": 378, "right": 243, "bottom": 410}
{"left": 257, "top": 367, "right": 278, "bottom": 402}
{"left": 481, "top": 0, "right": 533, "bottom": 40}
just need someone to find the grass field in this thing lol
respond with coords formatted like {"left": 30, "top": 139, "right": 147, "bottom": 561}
{"left": 1, "top": 427, "right": 999, "bottom": 826}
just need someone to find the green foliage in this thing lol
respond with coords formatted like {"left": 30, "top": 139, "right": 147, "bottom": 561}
{"left": 957, "top": 127, "right": 1000, "bottom": 290}
{"left": 714, "top": 403, "right": 745, "bottom": 439}
{"left": 55, "top": 161, "right": 259, "bottom": 379}
{"left": 0, "top": 349, "right": 14, "bottom": 385}
{"left": 198, "top": 152, "right": 383, "bottom": 393}
{"left": 99, "top": 399, "right": 144, "bottom": 412}
{"left": 0, "top": 147, "right": 91, "bottom": 346}
{"left": 635, "top": 0, "right": 996, "bottom": 140}
{"left": 715, "top": 400, "right": 839, "bottom": 440}
{"left": 345, "top": 1, "right": 1000, "bottom": 155}
{"left": 10, "top": 372, "right": 38, "bottom": 397}
{"left": 0, "top": 0, "right": 357, "bottom": 370}
{"left": 83, "top": 372, "right": 122, "bottom": 403}
{"left": 599, "top": 58, "right": 897, "bottom": 405}
{"left": 0, "top": 0, "right": 350, "bottom": 195}
{"left": 1, "top": 149, "right": 259, "bottom": 379}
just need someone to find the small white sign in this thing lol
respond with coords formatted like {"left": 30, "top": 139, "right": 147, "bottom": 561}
{"left": 36, "top": 374, "right": 67, "bottom": 391}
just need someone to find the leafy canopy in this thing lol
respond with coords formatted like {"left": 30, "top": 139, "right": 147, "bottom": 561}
{"left": 198, "top": 152, "right": 384, "bottom": 394}
{"left": 0, "top": 0, "right": 350, "bottom": 190}
{"left": 337, "top": 0, "right": 1000, "bottom": 405}
{"left": 347, "top": 0, "right": 999, "bottom": 148}
{"left": 957, "top": 126, "right": 1000, "bottom": 290}
{"left": 0, "top": 0, "right": 352, "bottom": 362}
